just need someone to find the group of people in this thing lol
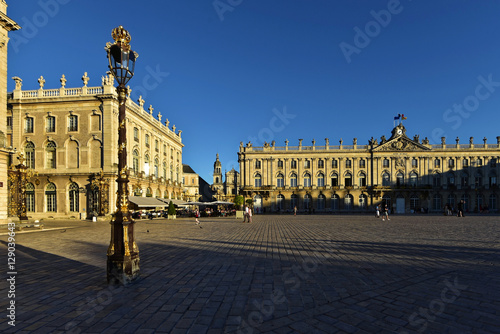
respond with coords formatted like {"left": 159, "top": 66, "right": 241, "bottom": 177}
{"left": 243, "top": 205, "right": 253, "bottom": 223}
{"left": 375, "top": 204, "right": 390, "bottom": 221}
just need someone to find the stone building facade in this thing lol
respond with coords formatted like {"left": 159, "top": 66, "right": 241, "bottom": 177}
{"left": 0, "top": 1, "right": 19, "bottom": 223}
{"left": 7, "top": 73, "right": 184, "bottom": 219}
{"left": 238, "top": 124, "right": 500, "bottom": 214}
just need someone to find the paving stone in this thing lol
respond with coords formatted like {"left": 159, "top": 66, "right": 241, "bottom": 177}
{"left": 1, "top": 215, "right": 499, "bottom": 333}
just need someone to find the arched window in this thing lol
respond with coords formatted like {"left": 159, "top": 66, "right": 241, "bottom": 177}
{"left": 154, "top": 158, "right": 159, "bottom": 178}
{"left": 410, "top": 195, "right": 420, "bottom": 212}
{"left": 276, "top": 194, "right": 284, "bottom": 211}
{"left": 344, "top": 172, "right": 352, "bottom": 187}
{"left": 447, "top": 194, "right": 455, "bottom": 208}
{"left": 304, "top": 160, "right": 310, "bottom": 169}
{"left": 476, "top": 193, "right": 483, "bottom": 210}
{"left": 317, "top": 173, "right": 325, "bottom": 187}
{"left": 331, "top": 159, "right": 338, "bottom": 168}
{"left": 25, "top": 142, "right": 35, "bottom": 169}
{"left": 434, "top": 158, "right": 441, "bottom": 168}
{"left": 461, "top": 172, "right": 469, "bottom": 187}
{"left": 409, "top": 172, "right": 418, "bottom": 186}
{"left": 489, "top": 194, "right": 497, "bottom": 210}
{"left": 290, "top": 173, "right": 297, "bottom": 187}
{"left": 433, "top": 194, "right": 441, "bottom": 211}
{"left": 163, "top": 162, "right": 167, "bottom": 179}
{"left": 460, "top": 194, "right": 469, "bottom": 212}
{"left": 69, "top": 182, "right": 79, "bottom": 212}
{"left": 411, "top": 158, "right": 418, "bottom": 168}
{"left": 276, "top": 173, "right": 284, "bottom": 187}
{"left": 433, "top": 173, "right": 441, "bottom": 187}
{"left": 447, "top": 172, "right": 455, "bottom": 185}
{"left": 318, "top": 159, "right": 324, "bottom": 168}
{"left": 359, "top": 194, "right": 367, "bottom": 210}
{"left": 475, "top": 172, "right": 482, "bottom": 188}
{"left": 448, "top": 159, "right": 455, "bottom": 168}
{"left": 396, "top": 172, "right": 404, "bottom": 186}
{"left": 145, "top": 134, "right": 150, "bottom": 147}
{"left": 254, "top": 173, "right": 262, "bottom": 187}
{"left": 303, "top": 173, "right": 311, "bottom": 187}
{"left": 462, "top": 158, "right": 469, "bottom": 167}
{"left": 331, "top": 173, "right": 338, "bottom": 187}
{"left": 345, "top": 159, "right": 351, "bottom": 168}
{"left": 331, "top": 194, "right": 339, "bottom": 211}
{"left": 359, "top": 159, "right": 365, "bottom": 168}
{"left": 134, "top": 186, "right": 142, "bottom": 196}
{"left": 303, "top": 194, "right": 312, "bottom": 210}
{"left": 382, "top": 195, "right": 391, "bottom": 209}
{"left": 133, "top": 150, "right": 139, "bottom": 175}
{"left": 255, "top": 160, "right": 261, "bottom": 169}
{"left": 45, "top": 183, "right": 57, "bottom": 212}
{"left": 144, "top": 154, "right": 150, "bottom": 175}
{"left": 358, "top": 172, "right": 366, "bottom": 187}
{"left": 344, "top": 194, "right": 353, "bottom": 210}
{"left": 383, "top": 158, "right": 389, "bottom": 168}
{"left": 291, "top": 194, "right": 298, "bottom": 210}
{"left": 170, "top": 164, "right": 173, "bottom": 180}
{"left": 277, "top": 160, "right": 283, "bottom": 168}
{"left": 146, "top": 187, "right": 152, "bottom": 197}
{"left": 382, "top": 172, "right": 390, "bottom": 186}
{"left": 317, "top": 194, "right": 325, "bottom": 210}
{"left": 291, "top": 159, "right": 297, "bottom": 169}
{"left": 46, "top": 141, "right": 56, "bottom": 168}
{"left": 26, "top": 183, "right": 35, "bottom": 212}
{"left": 489, "top": 171, "right": 497, "bottom": 187}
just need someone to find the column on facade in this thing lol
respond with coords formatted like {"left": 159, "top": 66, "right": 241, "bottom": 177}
{"left": 352, "top": 157, "right": 356, "bottom": 187}
{"left": 338, "top": 157, "right": 343, "bottom": 187}
{"left": 283, "top": 158, "right": 288, "bottom": 187}
{"left": 311, "top": 158, "right": 316, "bottom": 186}
{"left": 297, "top": 158, "right": 302, "bottom": 187}
{"left": 325, "top": 157, "right": 330, "bottom": 186}
{"left": 245, "top": 158, "right": 251, "bottom": 188}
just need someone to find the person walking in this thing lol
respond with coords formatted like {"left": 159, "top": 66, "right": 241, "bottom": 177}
{"left": 457, "top": 200, "right": 465, "bottom": 217}
{"left": 195, "top": 209, "right": 202, "bottom": 228}
{"left": 244, "top": 205, "right": 249, "bottom": 223}
{"left": 294, "top": 206, "right": 297, "bottom": 216}
{"left": 382, "top": 204, "right": 390, "bottom": 221}
{"left": 248, "top": 206, "right": 252, "bottom": 223}
{"left": 375, "top": 205, "right": 380, "bottom": 218}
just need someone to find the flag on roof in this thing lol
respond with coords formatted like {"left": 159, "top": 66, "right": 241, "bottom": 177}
{"left": 402, "top": 114, "right": 407, "bottom": 120}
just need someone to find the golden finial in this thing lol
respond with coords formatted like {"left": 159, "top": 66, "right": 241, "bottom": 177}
{"left": 111, "top": 26, "right": 131, "bottom": 52}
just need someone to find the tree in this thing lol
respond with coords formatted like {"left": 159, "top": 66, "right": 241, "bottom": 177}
{"left": 167, "top": 201, "right": 176, "bottom": 216}
{"left": 234, "top": 195, "right": 244, "bottom": 209}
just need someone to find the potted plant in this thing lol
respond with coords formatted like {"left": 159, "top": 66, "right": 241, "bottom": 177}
{"left": 167, "top": 201, "right": 176, "bottom": 220}
{"left": 234, "top": 195, "right": 245, "bottom": 219}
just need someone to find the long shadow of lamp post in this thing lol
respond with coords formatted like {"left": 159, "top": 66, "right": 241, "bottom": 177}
{"left": 105, "top": 26, "right": 140, "bottom": 285}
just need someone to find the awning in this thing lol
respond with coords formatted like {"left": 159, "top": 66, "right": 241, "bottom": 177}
{"left": 157, "top": 198, "right": 188, "bottom": 206}
{"left": 128, "top": 196, "right": 168, "bottom": 208}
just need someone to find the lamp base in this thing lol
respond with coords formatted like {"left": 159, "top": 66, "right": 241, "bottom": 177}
{"left": 107, "top": 254, "right": 140, "bottom": 285}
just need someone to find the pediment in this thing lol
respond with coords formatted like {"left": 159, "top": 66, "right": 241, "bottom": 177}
{"left": 373, "top": 135, "right": 430, "bottom": 152}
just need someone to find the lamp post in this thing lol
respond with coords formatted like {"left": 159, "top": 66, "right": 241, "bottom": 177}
{"left": 105, "top": 26, "right": 140, "bottom": 285}
{"left": 8, "top": 153, "right": 35, "bottom": 221}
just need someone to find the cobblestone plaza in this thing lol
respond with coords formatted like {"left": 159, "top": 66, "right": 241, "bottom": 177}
{"left": 1, "top": 214, "right": 499, "bottom": 333}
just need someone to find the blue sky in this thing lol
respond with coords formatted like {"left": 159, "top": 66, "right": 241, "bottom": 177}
{"left": 7, "top": 0, "right": 500, "bottom": 183}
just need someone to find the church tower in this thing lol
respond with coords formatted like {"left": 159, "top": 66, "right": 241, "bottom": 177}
{"left": 212, "top": 153, "right": 224, "bottom": 200}
{"left": 0, "top": 1, "right": 20, "bottom": 223}
{"left": 213, "top": 153, "right": 223, "bottom": 186}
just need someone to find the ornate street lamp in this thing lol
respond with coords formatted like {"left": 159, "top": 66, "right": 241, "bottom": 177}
{"left": 8, "top": 153, "right": 37, "bottom": 221}
{"left": 105, "top": 26, "right": 140, "bottom": 285}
